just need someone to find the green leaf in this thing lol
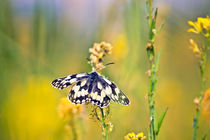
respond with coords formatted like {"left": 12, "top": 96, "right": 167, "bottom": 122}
{"left": 152, "top": 8, "right": 158, "bottom": 29}
{"left": 151, "top": 20, "right": 165, "bottom": 42}
{"left": 154, "top": 50, "right": 162, "bottom": 72}
{"left": 147, "top": 128, "right": 151, "bottom": 140}
{"left": 154, "top": 8, "right": 158, "bottom": 21}
{"left": 155, "top": 107, "right": 168, "bottom": 135}
{"left": 157, "top": 20, "right": 165, "bottom": 34}
{"left": 150, "top": 8, "right": 158, "bottom": 39}
{"left": 202, "top": 134, "right": 207, "bottom": 140}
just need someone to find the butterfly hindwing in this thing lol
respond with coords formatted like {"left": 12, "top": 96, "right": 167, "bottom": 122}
{"left": 68, "top": 79, "right": 89, "bottom": 104}
{"left": 51, "top": 73, "right": 89, "bottom": 89}
{"left": 89, "top": 80, "right": 111, "bottom": 108}
{"left": 101, "top": 76, "right": 130, "bottom": 106}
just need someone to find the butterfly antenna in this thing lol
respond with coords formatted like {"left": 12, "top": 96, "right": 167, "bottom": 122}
{"left": 86, "top": 57, "right": 91, "bottom": 62}
{"left": 105, "top": 62, "right": 115, "bottom": 66}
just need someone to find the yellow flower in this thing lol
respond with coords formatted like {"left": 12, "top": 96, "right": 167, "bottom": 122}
{"left": 136, "top": 132, "right": 146, "bottom": 139}
{"left": 112, "top": 34, "right": 128, "bottom": 61}
{"left": 58, "top": 97, "right": 82, "bottom": 121}
{"left": 202, "top": 89, "right": 210, "bottom": 122}
{"left": 189, "top": 39, "right": 201, "bottom": 56}
{"left": 188, "top": 20, "right": 202, "bottom": 34}
{"left": 125, "top": 132, "right": 135, "bottom": 140}
{"left": 108, "top": 122, "right": 113, "bottom": 132}
{"left": 188, "top": 16, "right": 210, "bottom": 37}
{"left": 3, "top": 76, "right": 61, "bottom": 139}
{"left": 124, "top": 132, "right": 146, "bottom": 140}
{"left": 198, "top": 17, "right": 210, "bottom": 31}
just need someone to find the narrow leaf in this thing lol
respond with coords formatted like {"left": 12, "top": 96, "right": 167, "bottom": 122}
{"left": 152, "top": 20, "right": 165, "bottom": 42}
{"left": 154, "top": 50, "right": 162, "bottom": 72}
{"left": 202, "top": 134, "right": 207, "bottom": 140}
{"left": 157, "top": 20, "right": 165, "bottom": 35}
{"left": 154, "top": 8, "right": 158, "bottom": 21}
{"left": 155, "top": 107, "right": 168, "bottom": 135}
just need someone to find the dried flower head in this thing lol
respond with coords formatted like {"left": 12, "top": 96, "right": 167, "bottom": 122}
{"left": 194, "top": 97, "right": 200, "bottom": 111}
{"left": 58, "top": 97, "right": 82, "bottom": 121}
{"left": 89, "top": 42, "right": 113, "bottom": 71}
{"left": 124, "top": 132, "right": 146, "bottom": 140}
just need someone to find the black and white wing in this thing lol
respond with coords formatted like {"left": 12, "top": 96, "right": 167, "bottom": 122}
{"left": 51, "top": 73, "right": 89, "bottom": 89}
{"left": 68, "top": 79, "right": 89, "bottom": 105}
{"left": 52, "top": 71, "right": 130, "bottom": 108}
{"left": 101, "top": 77, "right": 130, "bottom": 106}
{"left": 89, "top": 81, "right": 111, "bottom": 108}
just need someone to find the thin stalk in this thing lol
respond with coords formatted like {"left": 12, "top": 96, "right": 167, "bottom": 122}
{"left": 70, "top": 119, "right": 78, "bottom": 140}
{"left": 192, "top": 38, "right": 209, "bottom": 140}
{"left": 146, "top": 0, "right": 162, "bottom": 140}
{"left": 100, "top": 108, "right": 108, "bottom": 140}
{"left": 147, "top": 64, "right": 157, "bottom": 140}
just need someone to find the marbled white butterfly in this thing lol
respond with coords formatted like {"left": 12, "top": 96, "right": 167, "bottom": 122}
{"left": 51, "top": 71, "right": 130, "bottom": 108}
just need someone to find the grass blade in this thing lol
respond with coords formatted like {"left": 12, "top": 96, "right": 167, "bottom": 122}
{"left": 155, "top": 107, "right": 168, "bottom": 135}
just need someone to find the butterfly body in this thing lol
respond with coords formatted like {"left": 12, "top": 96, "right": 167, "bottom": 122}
{"left": 51, "top": 71, "right": 130, "bottom": 108}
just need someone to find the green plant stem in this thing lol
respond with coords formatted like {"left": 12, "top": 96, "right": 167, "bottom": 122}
{"left": 147, "top": 53, "right": 160, "bottom": 140}
{"left": 146, "top": 1, "right": 161, "bottom": 140}
{"left": 192, "top": 38, "right": 209, "bottom": 140}
{"left": 100, "top": 108, "right": 108, "bottom": 140}
{"left": 148, "top": 65, "right": 156, "bottom": 140}
{"left": 70, "top": 119, "right": 78, "bottom": 140}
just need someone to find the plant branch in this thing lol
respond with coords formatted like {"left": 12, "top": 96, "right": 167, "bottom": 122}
{"left": 70, "top": 119, "right": 78, "bottom": 140}
{"left": 100, "top": 108, "right": 108, "bottom": 140}
{"left": 146, "top": 1, "right": 165, "bottom": 140}
{"left": 192, "top": 38, "right": 210, "bottom": 140}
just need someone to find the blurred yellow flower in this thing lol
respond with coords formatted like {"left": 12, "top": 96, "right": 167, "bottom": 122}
{"left": 112, "top": 34, "right": 128, "bottom": 61}
{"left": 188, "top": 16, "right": 210, "bottom": 37}
{"left": 188, "top": 21, "right": 202, "bottom": 34}
{"left": 3, "top": 76, "right": 61, "bottom": 140}
{"left": 202, "top": 89, "right": 210, "bottom": 121}
{"left": 124, "top": 132, "right": 146, "bottom": 140}
{"left": 189, "top": 39, "right": 201, "bottom": 56}
{"left": 108, "top": 122, "right": 113, "bottom": 132}
{"left": 58, "top": 97, "right": 83, "bottom": 121}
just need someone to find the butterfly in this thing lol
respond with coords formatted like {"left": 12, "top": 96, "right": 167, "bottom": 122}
{"left": 51, "top": 71, "right": 130, "bottom": 108}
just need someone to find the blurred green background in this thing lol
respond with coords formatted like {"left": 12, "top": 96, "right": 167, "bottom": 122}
{"left": 0, "top": 0, "right": 210, "bottom": 139}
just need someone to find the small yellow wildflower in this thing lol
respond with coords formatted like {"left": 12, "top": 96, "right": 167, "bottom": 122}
{"left": 188, "top": 20, "right": 202, "bottom": 34}
{"left": 202, "top": 89, "right": 210, "bottom": 121}
{"left": 188, "top": 16, "right": 210, "bottom": 37}
{"left": 58, "top": 97, "right": 82, "bottom": 121}
{"left": 124, "top": 132, "right": 146, "bottom": 140}
{"left": 189, "top": 39, "right": 201, "bottom": 56}
{"left": 108, "top": 122, "right": 113, "bottom": 132}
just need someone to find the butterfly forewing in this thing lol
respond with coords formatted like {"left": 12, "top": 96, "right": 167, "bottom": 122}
{"left": 51, "top": 73, "right": 89, "bottom": 89}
